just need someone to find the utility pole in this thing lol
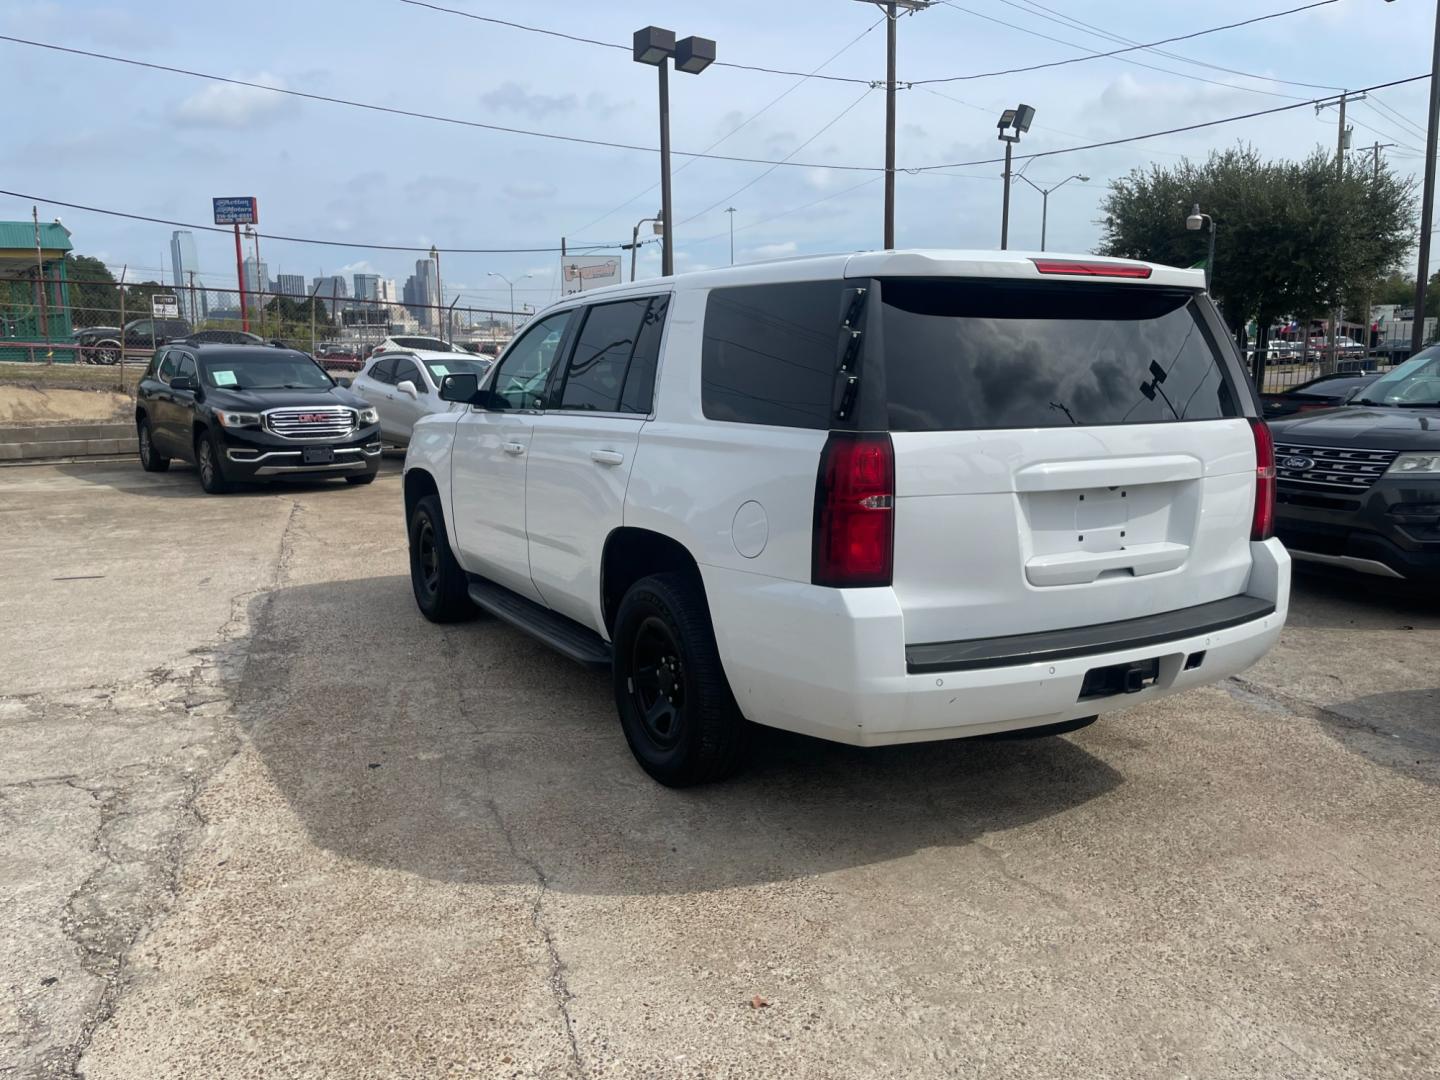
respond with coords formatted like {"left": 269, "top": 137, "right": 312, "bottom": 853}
{"left": 1362, "top": 142, "right": 1395, "bottom": 355}
{"left": 1414, "top": 0, "right": 1440, "bottom": 355}
{"left": 726, "top": 206, "right": 737, "bottom": 265}
{"left": 187, "top": 270, "right": 198, "bottom": 327}
{"left": 233, "top": 224, "right": 248, "bottom": 333}
{"left": 1317, "top": 90, "right": 1362, "bottom": 372}
{"left": 857, "top": 0, "right": 930, "bottom": 249}
{"left": 32, "top": 206, "right": 51, "bottom": 364}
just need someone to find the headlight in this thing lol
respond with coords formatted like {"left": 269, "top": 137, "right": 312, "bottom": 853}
{"left": 214, "top": 409, "right": 261, "bottom": 428}
{"left": 1387, "top": 453, "right": 1440, "bottom": 475}
{"left": 358, "top": 407, "right": 379, "bottom": 425}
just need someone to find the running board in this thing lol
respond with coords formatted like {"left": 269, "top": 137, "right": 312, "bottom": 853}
{"left": 467, "top": 577, "right": 612, "bottom": 669}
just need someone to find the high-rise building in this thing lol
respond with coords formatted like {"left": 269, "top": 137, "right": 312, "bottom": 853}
{"left": 169, "top": 230, "right": 207, "bottom": 323}
{"left": 243, "top": 256, "right": 270, "bottom": 300}
{"left": 275, "top": 273, "right": 306, "bottom": 301}
{"left": 353, "top": 273, "right": 381, "bottom": 301}
{"left": 413, "top": 258, "right": 438, "bottom": 329}
{"left": 311, "top": 275, "right": 348, "bottom": 315}
{"left": 379, "top": 279, "right": 397, "bottom": 303}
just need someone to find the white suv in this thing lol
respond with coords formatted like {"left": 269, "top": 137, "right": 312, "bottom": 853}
{"left": 403, "top": 250, "right": 1289, "bottom": 786}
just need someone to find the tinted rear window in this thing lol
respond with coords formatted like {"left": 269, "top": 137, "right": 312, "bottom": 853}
{"left": 701, "top": 281, "right": 845, "bottom": 429}
{"left": 880, "top": 280, "right": 1238, "bottom": 431}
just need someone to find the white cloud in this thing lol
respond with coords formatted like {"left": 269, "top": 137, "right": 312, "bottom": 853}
{"left": 481, "top": 82, "right": 577, "bottom": 119}
{"left": 749, "top": 241, "right": 798, "bottom": 260}
{"left": 174, "top": 73, "right": 289, "bottom": 130}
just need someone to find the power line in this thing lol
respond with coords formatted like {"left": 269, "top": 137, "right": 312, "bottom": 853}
{"left": 0, "top": 188, "right": 625, "bottom": 253}
{"left": 0, "top": 34, "right": 881, "bottom": 174}
{"left": 993, "top": 0, "right": 1346, "bottom": 92}
{"left": 1346, "top": 105, "right": 1422, "bottom": 153}
{"left": 685, "top": 177, "right": 885, "bottom": 249}
{"left": 1365, "top": 93, "right": 1430, "bottom": 141}
{"left": 912, "top": 0, "right": 1344, "bottom": 85}
{"left": 938, "top": 2, "right": 1309, "bottom": 101}
{"left": 567, "top": 16, "right": 884, "bottom": 240}
{"left": 397, "top": 0, "right": 873, "bottom": 85}
{"left": 912, "top": 73, "right": 1431, "bottom": 171}
{"left": 679, "top": 88, "right": 877, "bottom": 228}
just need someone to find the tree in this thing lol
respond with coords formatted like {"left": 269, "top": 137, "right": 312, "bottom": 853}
{"left": 1098, "top": 143, "right": 1416, "bottom": 359}
{"left": 62, "top": 254, "right": 122, "bottom": 327}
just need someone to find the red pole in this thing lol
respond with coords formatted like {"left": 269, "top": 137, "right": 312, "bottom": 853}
{"left": 234, "top": 224, "right": 249, "bottom": 332}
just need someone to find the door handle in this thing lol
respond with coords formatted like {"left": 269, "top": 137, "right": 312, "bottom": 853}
{"left": 590, "top": 449, "right": 624, "bottom": 466}
{"left": 502, "top": 442, "right": 526, "bottom": 456}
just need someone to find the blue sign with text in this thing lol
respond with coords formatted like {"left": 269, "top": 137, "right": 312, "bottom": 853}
{"left": 212, "top": 197, "right": 258, "bottom": 225}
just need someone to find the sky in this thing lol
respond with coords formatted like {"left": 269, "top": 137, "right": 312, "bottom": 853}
{"left": 1, "top": 0, "right": 1436, "bottom": 315}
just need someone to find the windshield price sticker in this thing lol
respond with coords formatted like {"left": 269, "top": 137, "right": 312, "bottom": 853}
{"left": 212, "top": 370, "right": 238, "bottom": 387}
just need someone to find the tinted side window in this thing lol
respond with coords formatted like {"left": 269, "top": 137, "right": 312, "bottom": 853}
{"left": 490, "top": 310, "right": 574, "bottom": 410}
{"left": 879, "top": 280, "right": 1238, "bottom": 431}
{"left": 559, "top": 299, "right": 649, "bottom": 411}
{"left": 174, "top": 353, "right": 196, "bottom": 382}
{"left": 369, "top": 358, "right": 397, "bottom": 385}
{"left": 392, "top": 359, "right": 423, "bottom": 391}
{"left": 157, "top": 351, "right": 178, "bottom": 383}
{"left": 620, "top": 296, "right": 669, "bottom": 415}
{"left": 148, "top": 349, "right": 169, "bottom": 378}
{"left": 701, "top": 281, "right": 844, "bottom": 429}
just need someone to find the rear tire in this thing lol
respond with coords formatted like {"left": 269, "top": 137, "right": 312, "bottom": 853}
{"left": 137, "top": 417, "right": 170, "bottom": 472}
{"left": 983, "top": 715, "right": 1098, "bottom": 740}
{"left": 195, "top": 430, "right": 231, "bottom": 494}
{"left": 408, "top": 494, "right": 476, "bottom": 622}
{"left": 612, "top": 573, "right": 748, "bottom": 787}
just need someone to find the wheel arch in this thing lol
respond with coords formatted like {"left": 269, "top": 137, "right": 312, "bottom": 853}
{"left": 600, "top": 527, "right": 707, "bottom": 636}
{"left": 404, "top": 467, "right": 440, "bottom": 522}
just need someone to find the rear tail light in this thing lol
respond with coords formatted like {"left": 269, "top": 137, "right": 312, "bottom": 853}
{"left": 1249, "top": 417, "right": 1276, "bottom": 541}
{"left": 1031, "top": 258, "right": 1153, "bottom": 279}
{"left": 813, "top": 432, "right": 895, "bottom": 588}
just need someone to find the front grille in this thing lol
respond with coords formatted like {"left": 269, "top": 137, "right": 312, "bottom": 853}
{"left": 1274, "top": 442, "right": 1398, "bottom": 493}
{"left": 265, "top": 406, "right": 356, "bottom": 441}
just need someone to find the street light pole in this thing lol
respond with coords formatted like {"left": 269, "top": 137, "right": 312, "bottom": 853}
{"left": 1413, "top": 0, "right": 1440, "bottom": 353}
{"left": 885, "top": 3, "right": 897, "bottom": 249}
{"left": 726, "top": 206, "right": 737, "bottom": 265}
{"left": 1015, "top": 173, "right": 1088, "bottom": 251}
{"left": 995, "top": 105, "right": 1034, "bottom": 251}
{"left": 1186, "top": 204, "right": 1215, "bottom": 294}
{"left": 486, "top": 271, "right": 533, "bottom": 331}
{"left": 634, "top": 27, "right": 715, "bottom": 279}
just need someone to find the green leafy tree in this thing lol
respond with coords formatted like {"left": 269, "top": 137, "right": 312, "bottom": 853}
{"left": 1098, "top": 143, "right": 1416, "bottom": 358}
{"left": 62, "top": 254, "right": 123, "bottom": 327}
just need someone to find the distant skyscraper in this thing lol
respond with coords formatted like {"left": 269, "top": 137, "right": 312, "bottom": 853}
{"left": 311, "top": 275, "right": 348, "bottom": 315}
{"left": 379, "top": 278, "right": 397, "bottom": 303}
{"left": 275, "top": 273, "right": 305, "bottom": 300}
{"left": 353, "top": 273, "right": 380, "bottom": 301}
{"left": 413, "top": 258, "right": 438, "bottom": 329}
{"left": 169, "top": 230, "right": 207, "bottom": 323}
{"left": 243, "top": 256, "right": 270, "bottom": 300}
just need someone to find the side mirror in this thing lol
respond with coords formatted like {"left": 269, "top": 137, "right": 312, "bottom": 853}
{"left": 170, "top": 375, "right": 194, "bottom": 392}
{"left": 334, "top": 376, "right": 353, "bottom": 388}
{"left": 439, "top": 372, "right": 480, "bottom": 404}
{"left": 397, "top": 379, "right": 419, "bottom": 399}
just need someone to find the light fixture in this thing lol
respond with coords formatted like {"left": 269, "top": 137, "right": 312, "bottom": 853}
{"left": 632, "top": 26, "right": 675, "bottom": 65}
{"left": 675, "top": 36, "right": 716, "bottom": 75}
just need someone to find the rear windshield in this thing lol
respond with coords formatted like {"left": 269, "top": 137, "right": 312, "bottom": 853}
{"left": 879, "top": 280, "right": 1239, "bottom": 431}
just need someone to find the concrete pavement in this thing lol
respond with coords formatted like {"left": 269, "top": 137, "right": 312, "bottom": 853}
{"left": 1, "top": 460, "right": 1436, "bottom": 1079}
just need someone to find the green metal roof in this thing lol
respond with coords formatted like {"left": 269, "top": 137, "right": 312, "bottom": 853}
{"left": 0, "top": 220, "right": 73, "bottom": 254}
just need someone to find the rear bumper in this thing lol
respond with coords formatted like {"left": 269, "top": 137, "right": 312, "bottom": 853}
{"left": 703, "top": 539, "right": 1289, "bottom": 747}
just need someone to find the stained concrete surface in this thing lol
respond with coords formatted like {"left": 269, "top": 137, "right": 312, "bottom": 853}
{"left": 0, "top": 460, "right": 1436, "bottom": 1079}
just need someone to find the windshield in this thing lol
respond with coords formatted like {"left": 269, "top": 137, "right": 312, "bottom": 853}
{"left": 200, "top": 354, "right": 333, "bottom": 391}
{"left": 392, "top": 336, "right": 453, "bottom": 352}
{"left": 1356, "top": 350, "right": 1440, "bottom": 407}
{"left": 424, "top": 357, "right": 491, "bottom": 381}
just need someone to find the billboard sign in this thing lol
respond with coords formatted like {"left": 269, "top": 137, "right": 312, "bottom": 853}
{"left": 150, "top": 294, "right": 181, "bottom": 319}
{"left": 561, "top": 256, "right": 622, "bottom": 295}
{"left": 212, "top": 196, "right": 259, "bottom": 225}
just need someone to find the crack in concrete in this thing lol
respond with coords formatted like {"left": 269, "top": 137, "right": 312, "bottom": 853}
{"left": 31, "top": 498, "right": 306, "bottom": 1080}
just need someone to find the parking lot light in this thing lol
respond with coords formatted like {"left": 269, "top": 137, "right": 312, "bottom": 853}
{"left": 1186, "top": 204, "right": 1215, "bottom": 293}
{"left": 634, "top": 25, "right": 715, "bottom": 276}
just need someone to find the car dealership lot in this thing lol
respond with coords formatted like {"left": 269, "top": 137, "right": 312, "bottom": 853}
{"left": 2, "top": 461, "right": 1437, "bottom": 1079}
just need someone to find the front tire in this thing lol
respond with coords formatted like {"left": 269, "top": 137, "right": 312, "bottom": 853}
{"left": 612, "top": 573, "right": 748, "bottom": 787}
{"left": 195, "top": 430, "right": 231, "bottom": 494}
{"left": 408, "top": 494, "right": 476, "bottom": 622}
{"left": 137, "top": 417, "right": 170, "bottom": 472}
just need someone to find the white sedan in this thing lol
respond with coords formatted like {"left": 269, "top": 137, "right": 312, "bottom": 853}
{"left": 349, "top": 349, "right": 493, "bottom": 446}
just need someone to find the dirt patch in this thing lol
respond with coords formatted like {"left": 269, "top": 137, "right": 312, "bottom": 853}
{"left": 0, "top": 363, "right": 142, "bottom": 394}
{"left": 0, "top": 386, "right": 133, "bottom": 425}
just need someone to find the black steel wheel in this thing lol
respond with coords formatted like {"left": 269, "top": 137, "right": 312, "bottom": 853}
{"left": 137, "top": 417, "right": 170, "bottom": 472}
{"left": 407, "top": 494, "right": 476, "bottom": 623}
{"left": 612, "top": 573, "right": 748, "bottom": 787}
